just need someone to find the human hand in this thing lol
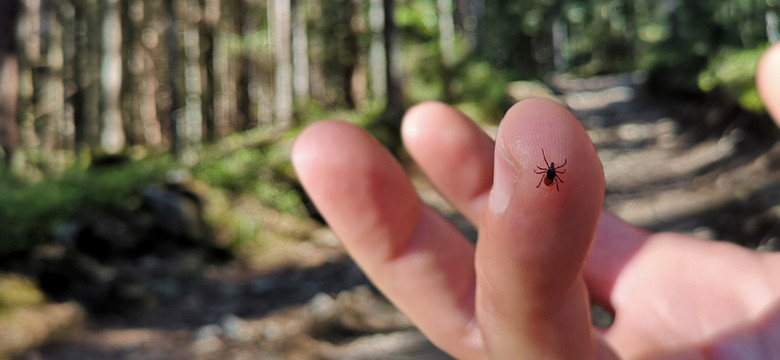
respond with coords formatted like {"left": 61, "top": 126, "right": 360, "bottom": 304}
{"left": 291, "top": 43, "right": 780, "bottom": 359}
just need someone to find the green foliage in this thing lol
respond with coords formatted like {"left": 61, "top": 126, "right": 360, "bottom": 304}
{"left": 450, "top": 61, "right": 510, "bottom": 124}
{"left": 396, "top": 0, "right": 439, "bottom": 37}
{"left": 294, "top": 96, "right": 386, "bottom": 129}
{"left": 192, "top": 142, "right": 305, "bottom": 217}
{"left": 0, "top": 156, "right": 175, "bottom": 253}
{"left": 0, "top": 129, "right": 310, "bottom": 254}
{"left": 698, "top": 46, "right": 768, "bottom": 112}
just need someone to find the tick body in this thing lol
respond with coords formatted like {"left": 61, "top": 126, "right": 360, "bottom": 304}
{"left": 534, "top": 149, "right": 567, "bottom": 191}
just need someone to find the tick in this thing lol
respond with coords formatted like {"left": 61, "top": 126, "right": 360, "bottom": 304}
{"left": 534, "top": 149, "right": 567, "bottom": 191}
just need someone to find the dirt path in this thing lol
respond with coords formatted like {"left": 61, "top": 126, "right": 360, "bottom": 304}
{"left": 553, "top": 73, "right": 780, "bottom": 248}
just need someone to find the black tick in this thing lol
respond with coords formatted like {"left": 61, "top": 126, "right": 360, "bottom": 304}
{"left": 534, "top": 148, "right": 566, "bottom": 191}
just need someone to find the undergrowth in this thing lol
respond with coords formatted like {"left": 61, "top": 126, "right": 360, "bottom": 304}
{"left": 0, "top": 129, "right": 309, "bottom": 255}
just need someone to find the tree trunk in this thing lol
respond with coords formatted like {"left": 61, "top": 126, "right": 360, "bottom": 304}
{"left": 338, "top": 0, "right": 358, "bottom": 108}
{"left": 438, "top": 0, "right": 455, "bottom": 67}
{"left": 101, "top": 0, "right": 126, "bottom": 153}
{"left": 272, "top": 0, "right": 293, "bottom": 129}
{"left": 292, "top": 0, "right": 310, "bottom": 99}
{"left": 211, "top": 0, "right": 233, "bottom": 138}
{"left": 438, "top": 0, "right": 455, "bottom": 101}
{"left": 122, "top": 0, "right": 140, "bottom": 146}
{"left": 383, "top": 0, "right": 403, "bottom": 123}
{"left": 368, "top": 0, "right": 386, "bottom": 100}
{"left": 72, "top": 0, "right": 102, "bottom": 154}
{"left": 234, "top": 0, "right": 251, "bottom": 129}
{"left": 551, "top": 18, "right": 566, "bottom": 71}
{"left": 457, "top": 0, "right": 482, "bottom": 52}
{"left": 203, "top": 0, "right": 220, "bottom": 141}
{"left": 0, "top": 0, "right": 20, "bottom": 162}
{"left": 308, "top": 0, "right": 326, "bottom": 104}
{"left": 39, "top": 2, "right": 66, "bottom": 157}
{"left": 182, "top": 0, "right": 203, "bottom": 147}
{"left": 121, "top": 0, "right": 161, "bottom": 148}
{"left": 17, "top": 0, "right": 42, "bottom": 158}
{"left": 767, "top": 10, "right": 779, "bottom": 43}
{"left": 138, "top": 0, "right": 162, "bottom": 147}
{"left": 165, "top": 0, "right": 184, "bottom": 157}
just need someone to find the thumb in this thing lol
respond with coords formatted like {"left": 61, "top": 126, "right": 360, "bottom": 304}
{"left": 475, "top": 98, "right": 606, "bottom": 358}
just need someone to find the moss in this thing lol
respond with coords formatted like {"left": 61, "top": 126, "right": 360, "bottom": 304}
{"left": 0, "top": 274, "right": 45, "bottom": 309}
{"left": 0, "top": 155, "right": 175, "bottom": 253}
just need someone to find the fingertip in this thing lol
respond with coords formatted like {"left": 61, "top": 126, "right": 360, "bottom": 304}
{"left": 402, "top": 101, "right": 478, "bottom": 149}
{"left": 292, "top": 119, "right": 423, "bottom": 260}
{"left": 292, "top": 120, "right": 350, "bottom": 176}
{"left": 757, "top": 43, "right": 780, "bottom": 124}
{"left": 401, "top": 101, "right": 495, "bottom": 224}
{"left": 496, "top": 97, "right": 605, "bottom": 211}
{"left": 401, "top": 101, "right": 450, "bottom": 140}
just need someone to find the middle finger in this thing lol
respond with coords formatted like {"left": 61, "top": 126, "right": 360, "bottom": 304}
{"left": 401, "top": 102, "right": 496, "bottom": 226}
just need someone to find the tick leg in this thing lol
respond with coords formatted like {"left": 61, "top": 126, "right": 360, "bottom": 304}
{"left": 557, "top": 169, "right": 566, "bottom": 174}
{"left": 555, "top": 178, "right": 559, "bottom": 191}
{"left": 536, "top": 175, "right": 544, "bottom": 188}
{"left": 534, "top": 169, "right": 545, "bottom": 174}
{"left": 542, "top": 148, "right": 549, "bottom": 167}
{"left": 536, "top": 166, "right": 547, "bottom": 171}
{"left": 556, "top": 158, "right": 567, "bottom": 169}
{"left": 557, "top": 175, "right": 564, "bottom": 183}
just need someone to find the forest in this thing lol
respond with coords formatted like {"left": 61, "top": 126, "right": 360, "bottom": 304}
{"left": 0, "top": 0, "right": 779, "bottom": 358}
{"left": 0, "top": 0, "right": 774, "bottom": 165}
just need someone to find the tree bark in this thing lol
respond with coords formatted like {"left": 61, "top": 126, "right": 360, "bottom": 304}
{"left": 0, "top": 0, "right": 20, "bottom": 162}
{"left": 438, "top": 0, "right": 455, "bottom": 101}
{"left": 272, "top": 0, "right": 293, "bottom": 129}
{"left": 368, "top": 0, "right": 386, "bottom": 100}
{"left": 292, "top": 0, "right": 310, "bottom": 99}
{"left": 72, "top": 0, "right": 102, "bottom": 154}
{"left": 438, "top": 0, "right": 455, "bottom": 67}
{"left": 165, "top": 0, "right": 184, "bottom": 157}
{"left": 203, "top": 0, "right": 220, "bottom": 141}
{"left": 307, "top": 0, "right": 326, "bottom": 104}
{"left": 39, "top": 1, "right": 66, "bottom": 155}
{"left": 101, "top": 0, "right": 126, "bottom": 153}
{"left": 383, "top": 0, "right": 403, "bottom": 123}
{"left": 182, "top": 0, "right": 203, "bottom": 146}
{"left": 17, "top": 0, "right": 41, "bottom": 157}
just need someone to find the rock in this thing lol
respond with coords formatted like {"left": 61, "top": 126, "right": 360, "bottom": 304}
{"left": 0, "top": 302, "right": 85, "bottom": 358}
{"left": 307, "top": 292, "right": 337, "bottom": 321}
{"left": 218, "top": 314, "right": 248, "bottom": 341}
{"left": 140, "top": 185, "right": 206, "bottom": 243}
{"left": 72, "top": 214, "right": 138, "bottom": 262}
{"left": 191, "top": 324, "right": 223, "bottom": 354}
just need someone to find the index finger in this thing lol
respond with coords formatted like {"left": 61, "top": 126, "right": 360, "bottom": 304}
{"left": 292, "top": 121, "right": 484, "bottom": 359}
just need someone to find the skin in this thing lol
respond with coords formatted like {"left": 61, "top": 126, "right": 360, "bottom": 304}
{"left": 292, "top": 42, "right": 780, "bottom": 359}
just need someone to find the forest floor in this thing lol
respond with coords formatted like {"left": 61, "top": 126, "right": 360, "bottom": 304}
{"left": 7, "top": 73, "right": 780, "bottom": 360}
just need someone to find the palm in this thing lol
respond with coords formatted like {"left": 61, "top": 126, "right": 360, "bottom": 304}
{"left": 589, "top": 225, "right": 780, "bottom": 358}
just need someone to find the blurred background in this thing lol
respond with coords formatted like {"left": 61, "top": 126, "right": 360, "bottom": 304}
{"left": 0, "top": 0, "right": 779, "bottom": 359}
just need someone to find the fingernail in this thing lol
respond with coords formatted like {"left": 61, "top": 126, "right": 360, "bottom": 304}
{"left": 489, "top": 140, "right": 516, "bottom": 214}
